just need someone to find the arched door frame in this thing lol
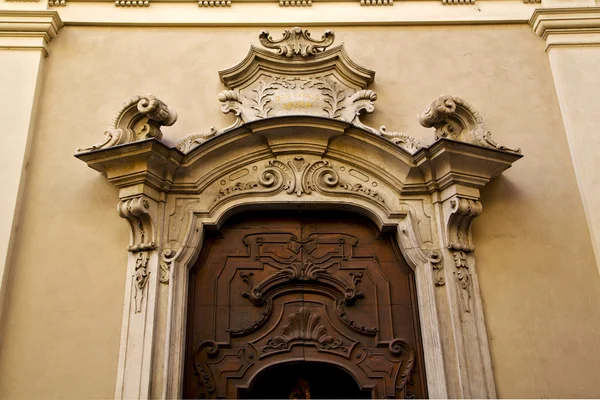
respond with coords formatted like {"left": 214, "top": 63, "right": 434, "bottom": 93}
{"left": 77, "top": 114, "right": 521, "bottom": 399}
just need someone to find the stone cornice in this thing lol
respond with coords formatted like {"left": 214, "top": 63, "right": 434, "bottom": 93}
{"left": 0, "top": 10, "right": 63, "bottom": 56}
{"left": 530, "top": 7, "right": 600, "bottom": 50}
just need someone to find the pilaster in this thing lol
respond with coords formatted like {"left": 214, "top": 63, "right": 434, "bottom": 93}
{"left": 531, "top": 7, "right": 600, "bottom": 274}
{"left": 0, "top": 10, "right": 63, "bottom": 326}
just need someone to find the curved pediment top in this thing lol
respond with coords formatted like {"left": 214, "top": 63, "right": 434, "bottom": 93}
{"left": 218, "top": 44, "right": 375, "bottom": 91}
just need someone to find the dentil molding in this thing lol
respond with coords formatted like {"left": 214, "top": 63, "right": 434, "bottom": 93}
{"left": 530, "top": 7, "right": 600, "bottom": 50}
{"left": 0, "top": 10, "right": 63, "bottom": 56}
{"left": 75, "top": 27, "right": 522, "bottom": 400}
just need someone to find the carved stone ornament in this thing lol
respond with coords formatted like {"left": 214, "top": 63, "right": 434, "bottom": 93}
{"left": 418, "top": 95, "right": 520, "bottom": 153}
{"left": 258, "top": 27, "right": 335, "bottom": 57}
{"left": 170, "top": 27, "right": 425, "bottom": 155}
{"left": 74, "top": 27, "right": 524, "bottom": 400}
{"left": 77, "top": 94, "right": 177, "bottom": 152}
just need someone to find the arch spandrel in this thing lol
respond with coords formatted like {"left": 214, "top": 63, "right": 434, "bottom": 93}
{"left": 74, "top": 27, "right": 523, "bottom": 400}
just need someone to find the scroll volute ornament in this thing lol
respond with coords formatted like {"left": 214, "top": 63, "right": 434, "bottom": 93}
{"left": 418, "top": 95, "right": 521, "bottom": 153}
{"left": 77, "top": 94, "right": 177, "bottom": 152}
{"left": 258, "top": 27, "right": 335, "bottom": 57}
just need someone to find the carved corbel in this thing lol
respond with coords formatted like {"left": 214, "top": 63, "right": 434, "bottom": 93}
{"left": 446, "top": 196, "right": 482, "bottom": 252}
{"left": 418, "top": 95, "right": 520, "bottom": 153}
{"left": 118, "top": 196, "right": 157, "bottom": 252}
{"left": 77, "top": 94, "right": 177, "bottom": 152}
{"left": 258, "top": 27, "right": 335, "bottom": 57}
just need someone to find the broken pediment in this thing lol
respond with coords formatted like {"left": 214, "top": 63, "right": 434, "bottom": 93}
{"left": 76, "top": 27, "right": 520, "bottom": 159}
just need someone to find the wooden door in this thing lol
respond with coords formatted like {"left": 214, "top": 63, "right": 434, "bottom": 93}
{"left": 184, "top": 211, "right": 427, "bottom": 399}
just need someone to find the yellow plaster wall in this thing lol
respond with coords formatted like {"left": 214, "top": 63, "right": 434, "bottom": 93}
{"left": 0, "top": 24, "right": 599, "bottom": 399}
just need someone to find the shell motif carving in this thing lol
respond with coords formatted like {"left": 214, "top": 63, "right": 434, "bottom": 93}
{"left": 263, "top": 308, "right": 345, "bottom": 352}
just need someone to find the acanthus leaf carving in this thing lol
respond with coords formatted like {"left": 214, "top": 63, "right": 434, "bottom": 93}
{"left": 77, "top": 94, "right": 177, "bottom": 153}
{"left": 453, "top": 250, "right": 472, "bottom": 313}
{"left": 418, "top": 95, "right": 521, "bottom": 153}
{"left": 379, "top": 126, "right": 423, "bottom": 153}
{"left": 133, "top": 250, "right": 150, "bottom": 313}
{"left": 175, "top": 127, "right": 217, "bottom": 154}
{"left": 258, "top": 27, "right": 335, "bottom": 57}
{"left": 262, "top": 308, "right": 345, "bottom": 352}
{"left": 389, "top": 339, "right": 416, "bottom": 396}
{"left": 194, "top": 341, "right": 219, "bottom": 398}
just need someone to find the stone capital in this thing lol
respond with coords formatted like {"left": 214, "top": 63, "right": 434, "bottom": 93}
{"left": 530, "top": 7, "right": 600, "bottom": 50}
{"left": 0, "top": 10, "right": 63, "bottom": 56}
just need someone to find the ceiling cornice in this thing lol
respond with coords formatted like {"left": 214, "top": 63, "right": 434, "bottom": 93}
{"left": 0, "top": 10, "right": 64, "bottom": 56}
{"left": 530, "top": 6, "right": 600, "bottom": 50}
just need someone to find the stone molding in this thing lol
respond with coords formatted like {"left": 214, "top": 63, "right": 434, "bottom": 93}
{"left": 530, "top": 7, "right": 600, "bottom": 50}
{"left": 0, "top": 10, "right": 63, "bottom": 56}
{"left": 75, "top": 27, "right": 522, "bottom": 400}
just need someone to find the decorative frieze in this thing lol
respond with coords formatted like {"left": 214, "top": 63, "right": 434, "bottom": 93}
{"left": 360, "top": 0, "right": 394, "bottom": 6}
{"left": 279, "top": 1, "right": 312, "bottom": 6}
{"left": 115, "top": 0, "right": 149, "bottom": 6}
{"left": 198, "top": 1, "right": 231, "bottom": 6}
{"left": 48, "top": 0, "right": 66, "bottom": 6}
{"left": 523, "top": 0, "right": 540, "bottom": 3}
{"left": 442, "top": 0, "right": 475, "bottom": 4}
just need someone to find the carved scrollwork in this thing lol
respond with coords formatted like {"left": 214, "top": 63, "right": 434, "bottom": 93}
{"left": 428, "top": 250, "right": 445, "bottom": 286}
{"left": 453, "top": 250, "right": 472, "bottom": 313}
{"left": 118, "top": 196, "right": 156, "bottom": 252}
{"left": 228, "top": 298, "right": 273, "bottom": 337}
{"left": 388, "top": 339, "right": 416, "bottom": 396}
{"left": 133, "top": 251, "right": 150, "bottom": 313}
{"left": 159, "top": 248, "right": 177, "bottom": 284}
{"left": 215, "top": 156, "right": 389, "bottom": 207}
{"left": 241, "top": 260, "right": 365, "bottom": 306}
{"left": 77, "top": 94, "right": 177, "bottom": 152}
{"left": 262, "top": 308, "right": 346, "bottom": 352}
{"left": 194, "top": 341, "right": 219, "bottom": 398}
{"left": 175, "top": 127, "right": 217, "bottom": 153}
{"left": 259, "top": 27, "right": 335, "bottom": 57}
{"left": 379, "top": 126, "right": 423, "bottom": 154}
{"left": 446, "top": 196, "right": 482, "bottom": 252}
{"left": 418, "top": 95, "right": 520, "bottom": 153}
{"left": 335, "top": 300, "right": 378, "bottom": 336}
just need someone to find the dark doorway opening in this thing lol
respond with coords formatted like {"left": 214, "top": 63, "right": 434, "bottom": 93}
{"left": 239, "top": 362, "right": 372, "bottom": 399}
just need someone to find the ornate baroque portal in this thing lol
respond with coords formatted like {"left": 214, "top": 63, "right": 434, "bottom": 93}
{"left": 76, "top": 27, "right": 522, "bottom": 399}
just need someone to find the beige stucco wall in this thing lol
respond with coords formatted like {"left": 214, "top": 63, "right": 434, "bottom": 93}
{"left": 1, "top": 24, "right": 599, "bottom": 399}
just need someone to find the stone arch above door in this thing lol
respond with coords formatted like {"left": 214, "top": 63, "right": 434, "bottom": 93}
{"left": 75, "top": 27, "right": 522, "bottom": 399}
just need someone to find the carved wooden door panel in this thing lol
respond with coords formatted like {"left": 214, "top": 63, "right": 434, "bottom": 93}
{"left": 184, "top": 212, "right": 427, "bottom": 399}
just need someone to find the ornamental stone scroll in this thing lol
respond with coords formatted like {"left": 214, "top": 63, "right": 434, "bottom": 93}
{"left": 74, "top": 27, "right": 523, "bottom": 400}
